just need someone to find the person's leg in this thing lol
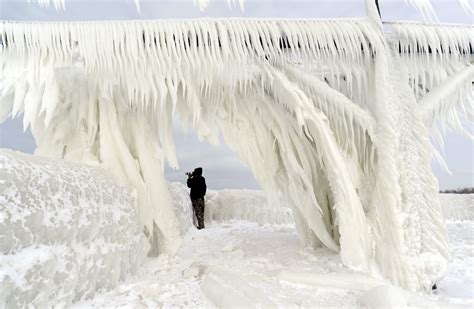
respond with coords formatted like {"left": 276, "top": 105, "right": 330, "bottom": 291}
{"left": 196, "top": 198, "right": 205, "bottom": 229}
{"left": 191, "top": 199, "right": 199, "bottom": 228}
{"left": 200, "top": 198, "right": 205, "bottom": 229}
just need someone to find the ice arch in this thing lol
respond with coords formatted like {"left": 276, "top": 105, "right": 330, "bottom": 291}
{"left": 0, "top": 6, "right": 472, "bottom": 291}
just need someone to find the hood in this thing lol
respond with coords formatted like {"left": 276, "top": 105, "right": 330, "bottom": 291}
{"left": 193, "top": 167, "right": 203, "bottom": 176}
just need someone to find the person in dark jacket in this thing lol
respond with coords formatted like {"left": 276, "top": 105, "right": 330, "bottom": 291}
{"left": 187, "top": 167, "right": 207, "bottom": 229}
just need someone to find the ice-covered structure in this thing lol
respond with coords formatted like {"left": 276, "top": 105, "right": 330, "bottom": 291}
{"left": 0, "top": 0, "right": 472, "bottom": 292}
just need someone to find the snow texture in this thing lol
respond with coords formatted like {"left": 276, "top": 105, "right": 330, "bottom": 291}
{"left": 0, "top": 149, "right": 149, "bottom": 308}
{"left": 202, "top": 266, "right": 277, "bottom": 308}
{"left": 72, "top": 220, "right": 474, "bottom": 307}
{"left": 440, "top": 194, "right": 474, "bottom": 222}
{"left": 0, "top": 8, "right": 472, "bottom": 291}
{"left": 205, "top": 189, "right": 294, "bottom": 226}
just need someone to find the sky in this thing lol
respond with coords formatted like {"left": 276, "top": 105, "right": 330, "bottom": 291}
{"left": 0, "top": 0, "right": 472, "bottom": 190}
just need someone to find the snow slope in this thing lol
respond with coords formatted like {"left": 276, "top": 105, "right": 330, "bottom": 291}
{"left": 0, "top": 149, "right": 149, "bottom": 308}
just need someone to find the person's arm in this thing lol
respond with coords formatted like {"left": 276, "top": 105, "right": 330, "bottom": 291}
{"left": 187, "top": 176, "right": 193, "bottom": 188}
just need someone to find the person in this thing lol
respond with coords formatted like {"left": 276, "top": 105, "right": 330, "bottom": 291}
{"left": 187, "top": 167, "right": 207, "bottom": 229}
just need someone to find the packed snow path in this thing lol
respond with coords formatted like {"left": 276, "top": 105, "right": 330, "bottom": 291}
{"left": 73, "top": 222, "right": 473, "bottom": 308}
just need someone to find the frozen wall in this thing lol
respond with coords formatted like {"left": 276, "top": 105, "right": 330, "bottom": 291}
{"left": 0, "top": 149, "right": 149, "bottom": 308}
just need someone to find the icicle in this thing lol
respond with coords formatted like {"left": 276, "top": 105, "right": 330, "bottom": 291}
{"left": 404, "top": 0, "right": 439, "bottom": 22}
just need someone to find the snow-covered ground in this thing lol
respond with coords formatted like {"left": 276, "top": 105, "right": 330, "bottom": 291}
{"left": 73, "top": 194, "right": 473, "bottom": 308}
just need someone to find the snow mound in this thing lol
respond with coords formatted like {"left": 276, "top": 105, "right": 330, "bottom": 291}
{"left": 439, "top": 194, "right": 474, "bottom": 221}
{"left": 205, "top": 189, "right": 294, "bottom": 226}
{"left": 0, "top": 149, "right": 149, "bottom": 307}
{"left": 357, "top": 284, "right": 456, "bottom": 308}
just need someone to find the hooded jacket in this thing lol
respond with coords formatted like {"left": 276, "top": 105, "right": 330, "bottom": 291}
{"left": 187, "top": 167, "right": 207, "bottom": 200}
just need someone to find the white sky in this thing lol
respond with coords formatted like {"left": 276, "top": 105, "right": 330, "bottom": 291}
{"left": 0, "top": 0, "right": 472, "bottom": 190}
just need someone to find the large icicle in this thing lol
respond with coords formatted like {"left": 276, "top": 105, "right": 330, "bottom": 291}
{"left": 404, "top": 0, "right": 438, "bottom": 21}
{"left": 404, "top": 0, "right": 472, "bottom": 21}
{"left": 420, "top": 65, "right": 474, "bottom": 134}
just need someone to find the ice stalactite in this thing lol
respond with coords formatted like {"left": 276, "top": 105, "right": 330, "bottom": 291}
{"left": 420, "top": 65, "right": 474, "bottom": 138}
{"left": 0, "top": 16, "right": 470, "bottom": 292}
{"left": 404, "top": 0, "right": 473, "bottom": 21}
{"left": 0, "top": 18, "right": 377, "bottom": 255}
{"left": 458, "top": 0, "right": 473, "bottom": 13}
{"left": 404, "top": 0, "right": 438, "bottom": 22}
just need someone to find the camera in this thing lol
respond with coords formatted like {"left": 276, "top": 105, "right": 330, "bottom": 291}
{"left": 185, "top": 172, "right": 193, "bottom": 176}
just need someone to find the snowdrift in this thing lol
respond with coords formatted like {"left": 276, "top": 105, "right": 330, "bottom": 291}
{"left": 0, "top": 149, "right": 149, "bottom": 308}
{"left": 169, "top": 182, "right": 294, "bottom": 228}
{"left": 205, "top": 189, "right": 294, "bottom": 226}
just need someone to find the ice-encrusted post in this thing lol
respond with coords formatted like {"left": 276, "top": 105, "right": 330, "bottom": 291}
{"left": 363, "top": 0, "right": 454, "bottom": 291}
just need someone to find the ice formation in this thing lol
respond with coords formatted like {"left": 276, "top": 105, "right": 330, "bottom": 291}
{"left": 0, "top": 149, "right": 149, "bottom": 307}
{"left": 169, "top": 182, "right": 294, "bottom": 228}
{"left": 205, "top": 188, "right": 294, "bottom": 225}
{"left": 404, "top": 0, "right": 473, "bottom": 21}
{"left": 0, "top": 0, "right": 472, "bottom": 293}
